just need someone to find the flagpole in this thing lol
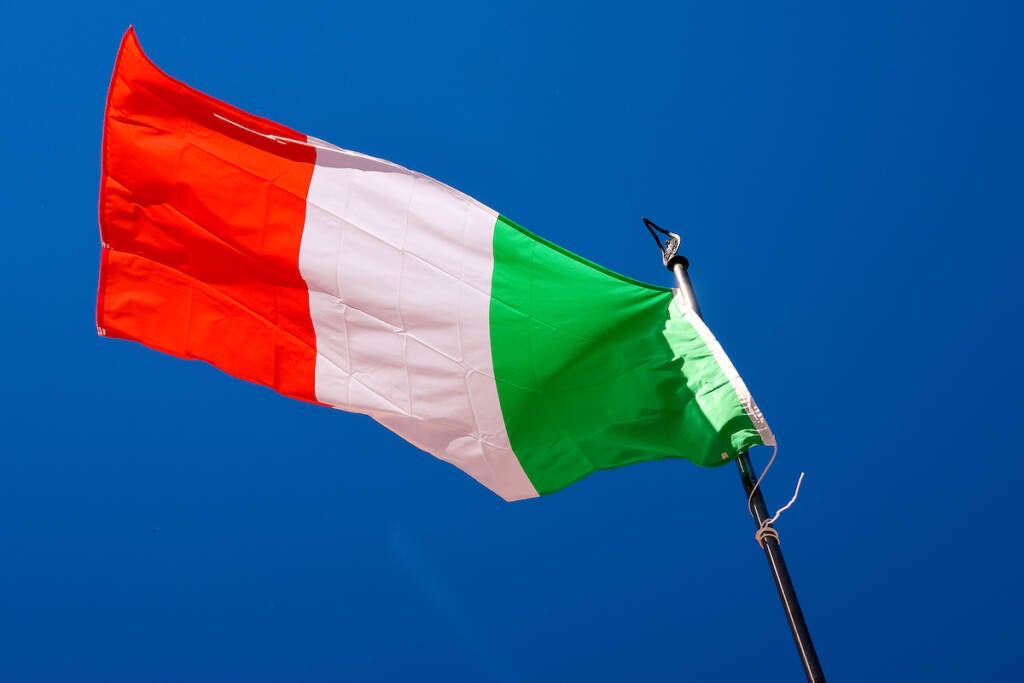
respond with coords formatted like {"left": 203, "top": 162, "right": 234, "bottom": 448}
{"left": 643, "top": 219, "right": 826, "bottom": 683}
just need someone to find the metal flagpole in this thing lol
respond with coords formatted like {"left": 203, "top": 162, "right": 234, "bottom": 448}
{"left": 643, "top": 218, "right": 826, "bottom": 683}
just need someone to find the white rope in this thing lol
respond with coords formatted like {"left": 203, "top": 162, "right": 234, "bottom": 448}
{"left": 754, "top": 524, "right": 779, "bottom": 547}
{"left": 746, "top": 444, "right": 779, "bottom": 517}
{"left": 746, "top": 444, "right": 806, "bottom": 547}
{"left": 765, "top": 472, "right": 804, "bottom": 528}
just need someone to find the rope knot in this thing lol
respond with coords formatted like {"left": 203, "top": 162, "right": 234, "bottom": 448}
{"left": 754, "top": 522, "right": 780, "bottom": 548}
{"left": 746, "top": 445, "right": 805, "bottom": 548}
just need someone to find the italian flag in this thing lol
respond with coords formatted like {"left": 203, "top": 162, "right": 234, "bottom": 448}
{"left": 98, "top": 28, "right": 773, "bottom": 501}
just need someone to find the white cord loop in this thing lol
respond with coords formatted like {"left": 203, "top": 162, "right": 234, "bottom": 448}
{"left": 746, "top": 445, "right": 806, "bottom": 548}
{"left": 754, "top": 524, "right": 780, "bottom": 547}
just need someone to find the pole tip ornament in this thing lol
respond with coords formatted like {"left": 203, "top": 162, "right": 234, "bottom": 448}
{"left": 642, "top": 217, "right": 688, "bottom": 271}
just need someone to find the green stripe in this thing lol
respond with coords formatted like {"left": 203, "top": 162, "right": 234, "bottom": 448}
{"left": 489, "top": 215, "right": 763, "bottom": 495}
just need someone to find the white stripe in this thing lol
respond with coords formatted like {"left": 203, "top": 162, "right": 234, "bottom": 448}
{"left": 298, "top": 145, "right": 539, "bottom": 501}
{"left": 672, "top": 295, "right": 776, "bottom": 447}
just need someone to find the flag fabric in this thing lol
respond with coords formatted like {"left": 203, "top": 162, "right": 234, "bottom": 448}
{"left": 98, "top": 28, "right": 774, "bottom": 501}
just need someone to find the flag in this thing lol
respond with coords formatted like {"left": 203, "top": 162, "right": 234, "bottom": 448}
{"left": 98, "top": 28, "right": 774, "bottom": 501}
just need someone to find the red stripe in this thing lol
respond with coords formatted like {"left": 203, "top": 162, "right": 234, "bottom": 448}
{"left": 97, "top": 28, "right": 319, "bottom": 403}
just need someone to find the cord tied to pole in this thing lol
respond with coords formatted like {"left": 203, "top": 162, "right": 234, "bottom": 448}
{"left": 747, "top": 444, "right": 806, "bottom": 547}
{"left": 755, "top": 524, "right": 780, "bottom": 548}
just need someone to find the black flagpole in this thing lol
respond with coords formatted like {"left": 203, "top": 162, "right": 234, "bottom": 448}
{"left": 643, "top": 218, "right": 826, "bottom": 683}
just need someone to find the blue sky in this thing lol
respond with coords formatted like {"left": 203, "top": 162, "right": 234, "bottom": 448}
{"left": 2, "top": 2, "right": 1022, "bottom": 681}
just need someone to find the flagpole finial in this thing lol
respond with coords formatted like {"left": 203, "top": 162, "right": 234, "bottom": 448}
{"left": 642, "top": 217, "right": 688, "bottom": 271}
{"left": 644, "top": 217, "right": 701, "bottom": 317}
